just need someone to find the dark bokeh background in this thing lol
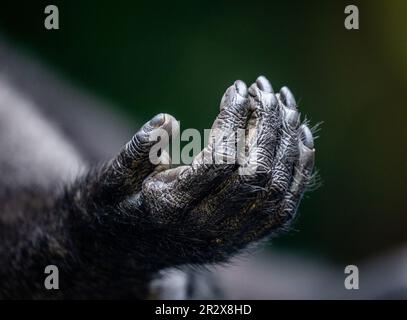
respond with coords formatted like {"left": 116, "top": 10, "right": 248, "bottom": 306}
{"left": 0, "top": 0, "right": 406, "bottom": 264}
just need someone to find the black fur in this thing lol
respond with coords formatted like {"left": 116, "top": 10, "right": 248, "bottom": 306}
{"left": 0, "top": 74, "right": 315, "bottom": 299}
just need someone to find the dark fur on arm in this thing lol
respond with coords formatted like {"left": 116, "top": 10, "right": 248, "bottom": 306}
{"left": 0, "top": 76, "right": 316, "bottom": 299}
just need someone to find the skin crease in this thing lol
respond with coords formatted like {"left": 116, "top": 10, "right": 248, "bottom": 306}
{"left": 0, "top": 76, "right": 315, "bottom": 299}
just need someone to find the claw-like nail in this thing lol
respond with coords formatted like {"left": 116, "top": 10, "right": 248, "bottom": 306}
{"left": 256, "top": 75, "right": 273, "bottom": 93}
{"left": 234, "top": 80, "right": 248, "bottom": 97}
{"left": 285, "top": 108, "right": 300, "bottom": 127}
{"left": 300, "top": 124, "right": 314, "bottom": 149}
{"left": 280, "top": 86, "right": 296, "bottom": 109}
{"left": 149, "top": 113, "right": 165, "bottom": 128}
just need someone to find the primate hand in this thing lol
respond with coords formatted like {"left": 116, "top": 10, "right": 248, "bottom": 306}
{"left": 0, "top": 76, "right": 315, "bottom": 298}
{"left": 72, "top": 76, "right": 315, "bottom": 270}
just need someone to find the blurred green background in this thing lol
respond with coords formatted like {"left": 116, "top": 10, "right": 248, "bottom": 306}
{"left": 0, "top": 0, "right": 406, "bottom": 264}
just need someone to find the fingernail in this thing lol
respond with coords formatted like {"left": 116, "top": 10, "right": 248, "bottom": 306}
{"left": 280, "top": 86, "right": 296, "bottom": 109}
{"left": 234, "top": 80, "right": 248, "bottom": 97}
{"left": 256, "top": 75, "right": 273, "bottom": 93}
{"left": 300, "top": 124, "right": 314, "bottom": 149}
{"left": 149, "top": 113, "right": 165, "bottom": 128}
{"left": 299, "top": 144, "right": 315, "bottom": 170}
{"left": 285, "top": 109, "right": 300, "bottom": 127}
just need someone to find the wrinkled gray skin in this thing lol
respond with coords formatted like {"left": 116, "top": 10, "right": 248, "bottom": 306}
{"left": 133, "top": 77, "right": 315, "bottom": 260}
{"left": 0, "top": 46, "right": 315, "bottom": 299}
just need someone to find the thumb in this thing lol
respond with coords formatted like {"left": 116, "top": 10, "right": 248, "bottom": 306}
{"left": 104, "top": 113, "right": 179, "bottom": 197}
{"left": 121, "top": 113, "right": 178, "bottom": 167}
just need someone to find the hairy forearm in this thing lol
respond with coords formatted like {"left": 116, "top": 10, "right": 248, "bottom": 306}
{"left": 0, "top": 168, "right": 196, "bottom": 298}
{"left": 0, "top": 186, "right": 76, "bottom": 298}
{"left": 0, "top": 182, "right": 149, "bottom": 298}
{"left": 0, "top": 76, "right": 316, "bottom": 299}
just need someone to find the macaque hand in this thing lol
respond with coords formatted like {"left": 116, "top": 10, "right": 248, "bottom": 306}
{"left": 79, "top": 75, "right": 315, "bottom": 267}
